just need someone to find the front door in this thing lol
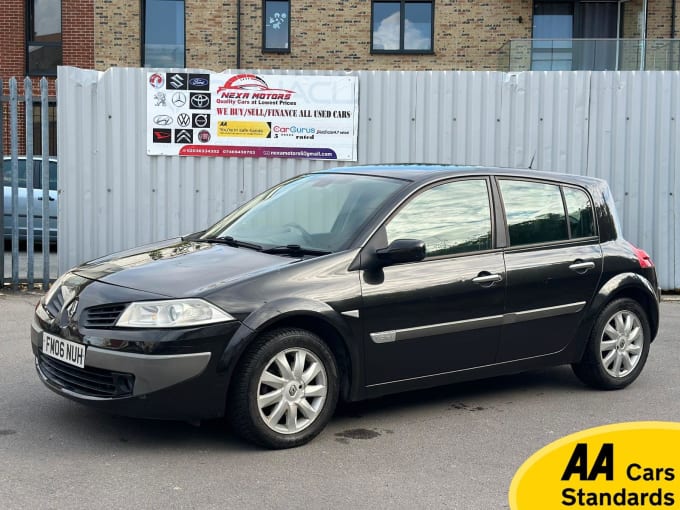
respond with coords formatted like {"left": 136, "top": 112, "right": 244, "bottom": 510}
{"left": 359, "top": 178, "right": 506, "bottom": 386}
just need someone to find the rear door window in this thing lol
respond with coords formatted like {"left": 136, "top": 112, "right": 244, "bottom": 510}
{"left": 499, "top": 180, "right": 568, "bottom": 246}
{"left": 3, "top": 160, "right": 27, "bottom": 187}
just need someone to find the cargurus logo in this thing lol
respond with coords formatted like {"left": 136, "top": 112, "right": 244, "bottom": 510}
{"left": 273, "top": 125, "right": 315, "bottom": 134}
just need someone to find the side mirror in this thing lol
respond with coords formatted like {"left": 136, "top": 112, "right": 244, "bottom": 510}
{"left": 375, "top": 239, "right": 426, "bottom": 266}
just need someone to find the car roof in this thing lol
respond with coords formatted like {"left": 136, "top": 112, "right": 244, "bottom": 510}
{"left": 316, "top": 164, "right": 604, "bottom": 188}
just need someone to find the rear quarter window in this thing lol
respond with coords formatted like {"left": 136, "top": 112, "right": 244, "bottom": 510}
{"left": 563, "top": 186, "right": 596, "bottom": 238}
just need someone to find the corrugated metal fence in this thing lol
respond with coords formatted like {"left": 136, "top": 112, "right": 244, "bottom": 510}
{"left": 58, "top": 67, "right": 679, "bottom": 290}
{"left": 1, "top": 77, "right": 56, "bottom": 290}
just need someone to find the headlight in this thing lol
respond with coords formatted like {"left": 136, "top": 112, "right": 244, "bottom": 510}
{"left": 116, "top": 299, "right": 235, "bottom": 328}
{"left": 43, "top": 273, "right": 69, "bottom": 305}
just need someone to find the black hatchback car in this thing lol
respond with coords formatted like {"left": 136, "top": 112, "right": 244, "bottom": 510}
{"left": 31, "top": 165, "right": 660, "bottom": 448}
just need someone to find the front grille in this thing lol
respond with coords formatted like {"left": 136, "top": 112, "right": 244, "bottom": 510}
{"left": 82, "top": 304, "right": 127, "bottom": 328}
{"left": 38, "top": 353, "right": 134, "bottom": 398}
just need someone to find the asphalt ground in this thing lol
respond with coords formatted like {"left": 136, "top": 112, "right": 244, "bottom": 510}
{"left": 0, "top": 292, "right": 678, "bottom": 510}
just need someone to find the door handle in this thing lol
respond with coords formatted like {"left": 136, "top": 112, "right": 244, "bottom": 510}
{"left": 569, "top": 261, "right": 595, "bottom": 272}
{"left": 38, "top": 197, "right": 55, "bottom": 201}
{"left": 472, "top": 273, "right": 503, "bottom": 285}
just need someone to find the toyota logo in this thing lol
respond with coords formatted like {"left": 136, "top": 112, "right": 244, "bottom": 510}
{"left": 190, "top": 94, "right": 210, "bottom": 109}
{"left": 153, "top": 115, "right": 173, "bottom": 126}
{"left": 172, "top": 92, "right": 187, "bottom": 107}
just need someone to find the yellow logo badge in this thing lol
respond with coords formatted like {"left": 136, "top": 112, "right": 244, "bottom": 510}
{"left": 509, "top": 422, "right": 680, "bottom": 509}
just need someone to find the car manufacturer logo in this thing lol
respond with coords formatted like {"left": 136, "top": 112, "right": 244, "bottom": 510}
{"left": 177, "top": 113, "right": 191, "bottom": 127}
{"left": 172, "top": 92, "right": 187, "bottom": 108}
{"left": 167, "top": 73, "right": 187, "bottom": 90}
{"left": 188, "top": 74, "right": 210, "bottom": 90}
{"left": 197, "top": 130, "right": 211, "bottom": 143}
{"left": 149, "top": 73, "right": 164, "bottom": 88}
{"left": 190, "top": 93, "right": 211, "bottom": 109}
{"left": 152, "top": 128, "right": 172, "bottom": 143}
{"left": 189, "top": 77, "right": 208, "bottom": 87}
{"left": 192, "top": 113, "right": 210, "bottom": 128}
{"left": 67, "top": 299, "right": 79, "bottom": 319}
{"left": 175, "top": 129, "right": 193, "bottom": 143}
{"left": 153, "top": 92, "right": 167, "bottom": 107}
{"left": 153, "top": 115, "right": 173, "bottom": 126}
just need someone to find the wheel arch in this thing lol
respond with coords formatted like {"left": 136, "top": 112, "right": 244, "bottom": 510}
{"left": 219, "top": 300, "right": 362, "bottom": 405}
{"left": 573, "top": 272, "right": 660, "bottom": 362}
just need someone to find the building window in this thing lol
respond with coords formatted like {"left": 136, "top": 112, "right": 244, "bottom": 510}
{"left": 143, "top": 0, "right": 185, "bottom": 68}
{"left": 371, "top": 0, "right": 433, "bottom": 53}
{"left": 263, "top": 1, "right": 290, "bottom": 52}
{"left": 26, "top": 0, "right": 62, "bottom": 76}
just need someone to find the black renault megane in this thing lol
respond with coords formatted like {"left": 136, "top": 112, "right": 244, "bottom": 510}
{"left": 31, "top": 165, "right": 660, "bottom": 448}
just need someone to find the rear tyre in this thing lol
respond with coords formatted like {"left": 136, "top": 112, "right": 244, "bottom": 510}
{"left": 572, "top": 298, "right": 650, "bottom": 390}
{"left": 228, "top": 328, "right": 339, "bottom": 449}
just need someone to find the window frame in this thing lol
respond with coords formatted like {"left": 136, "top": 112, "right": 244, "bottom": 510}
{"left": 370, "top": 0, "right": 435, "bottom": 55}
{"left": 262, "top": 0, "right": 291, "bottom": 53}
{"left": 141, "top": 0, "right": 187, "bottom": 68}
{"left": 380, "top": 176, "right": 497, "bottom": 261}
{"left": 496, "top": 177, "right": 599, "bottom": 250}
{"left": 26, "top": 0, "right": 63, "bottom": 77}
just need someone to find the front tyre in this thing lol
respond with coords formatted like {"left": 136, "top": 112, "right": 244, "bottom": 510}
{"left": 228, "top": 328, "right": 339, "bottom": 449}
{"left": 572, "top": 298, "right": 651, "bottom": 390}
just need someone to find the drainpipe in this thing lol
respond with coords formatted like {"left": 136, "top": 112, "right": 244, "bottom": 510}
{"left": 236, "top": 0, "right": 242, "bottom": 69}
{"left": 640, "top": 0, "right": 648, "bottom": 70}
{"left": 672, "top": 0, "right": 676, "bottom": 38}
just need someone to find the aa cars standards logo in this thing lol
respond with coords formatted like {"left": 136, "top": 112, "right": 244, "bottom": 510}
{"left": 509, "top": 422, "right": 680, "bottom": 509}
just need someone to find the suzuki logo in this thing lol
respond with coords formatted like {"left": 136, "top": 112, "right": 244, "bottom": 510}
{"left": 168, "top": 73, "right": 186, "bottom": 89}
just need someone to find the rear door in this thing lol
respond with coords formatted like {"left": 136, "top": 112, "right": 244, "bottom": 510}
{"left": 497, "top": 179, "right": 603, "bottom": 361}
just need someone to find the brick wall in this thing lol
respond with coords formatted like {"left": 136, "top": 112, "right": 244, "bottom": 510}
{"left": 1, "top": 0, "right": 93, "bottom": 155}
{"left": 94, "top": 0, "right": 140, "bottom": 68}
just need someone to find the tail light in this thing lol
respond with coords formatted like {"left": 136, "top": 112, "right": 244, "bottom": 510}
{"left": 630, "top": 243, "right": 654, "bottom": 268}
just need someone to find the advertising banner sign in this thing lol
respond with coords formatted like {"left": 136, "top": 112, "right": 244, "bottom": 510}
{"left": 146, "top": 72, "right": 358, "bottom": 160}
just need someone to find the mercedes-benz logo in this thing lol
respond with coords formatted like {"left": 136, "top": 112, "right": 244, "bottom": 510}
{"left": 190, "top": 94, "right": 210, "bottom": 109}
{"left": 172, "top": 92, "right": 187, "bottom": 107}
{"left": 177, "top": 114, "right": 190, "bottom": 127}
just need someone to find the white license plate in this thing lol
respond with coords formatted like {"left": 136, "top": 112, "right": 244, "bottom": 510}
{"left": 42, "top": 333, "right": 86, "bottom": 368}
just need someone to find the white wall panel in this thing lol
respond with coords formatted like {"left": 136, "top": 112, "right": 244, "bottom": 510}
{"left": 58, "top": 67, "right": 679, "bottom": 289}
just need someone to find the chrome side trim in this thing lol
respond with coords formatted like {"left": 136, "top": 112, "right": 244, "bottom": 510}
{"left": 341, "top": 310, "right": 360, "bottom": 319}
{"left": 369, "top": 302, "right": 586, "bottom": 344}
{"left": 503, "top": 301, "right": 586, "bottom": 324}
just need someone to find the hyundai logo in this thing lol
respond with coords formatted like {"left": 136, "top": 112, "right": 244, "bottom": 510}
{"left": 153, "top": 115, "right": 173, "bottom": 126}
{"left": 189, "top": 77, "right": 208, "bottom": 87}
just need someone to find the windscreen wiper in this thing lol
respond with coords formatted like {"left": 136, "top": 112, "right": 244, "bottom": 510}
{"left": 262, "top": 245, "right": 331, "bottom": 256}
{"left": 198, "top": 236, "right": 263, "bottom": 251}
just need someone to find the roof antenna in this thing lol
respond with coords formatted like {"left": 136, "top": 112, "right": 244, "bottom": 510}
{"left": 528, "top": 151, "right": 536, "bottom": 170}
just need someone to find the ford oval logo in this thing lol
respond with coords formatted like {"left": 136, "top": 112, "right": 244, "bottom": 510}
{"left": 189, "top": 77, "right": 208, "bottom": 87}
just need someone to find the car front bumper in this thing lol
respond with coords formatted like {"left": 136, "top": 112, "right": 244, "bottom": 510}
{"left": 31, "top": 316, "right": 243, "bottom": 420}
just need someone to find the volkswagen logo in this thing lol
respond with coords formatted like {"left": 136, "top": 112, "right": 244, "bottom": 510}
{"left": 190, "top": 93, "right": 210, "bottom": 109}
{"left": 172, "top": 92, "right": 187, "bottom": 107}
{"left": 153, "top": 115, "right": 173, "bottom": 126}
{"left": 177, "top": 114, "right": 191, "bottom": 127}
